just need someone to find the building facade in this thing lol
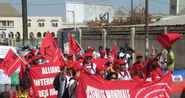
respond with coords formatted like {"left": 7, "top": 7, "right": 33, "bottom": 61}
{"left": 170, "top": 0, "right": 185, "bottom": 15}
{"left": 65, "top": 2, "right": 113, "bottom": 24}
{"left": 0, "top": 16, "right": 63, "bottom": 39}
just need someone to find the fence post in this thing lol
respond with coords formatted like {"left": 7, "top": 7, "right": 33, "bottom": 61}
{"left": 131, "top": 27, "right": 136, "bottom": 63}
{"left": 102, "top": 29, "right": 107, "bottom": 49}
{"left": 164, "top": 26, "right": 168, "bottom": 34}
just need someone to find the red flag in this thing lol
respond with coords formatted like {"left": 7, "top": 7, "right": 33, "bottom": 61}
{"left": 156, "top": 33, "right": 182, "bottom": 49}
{"left": 0, "top": 49, "right": 24, "bottom": 76}
{"left": 40, "top": 32, "right": 63, "bottom": 62}
{"left": 68, "top": 32, "right": 82, "bottom": 55}
{"left": 52, "top": 48, "right": 64, "bottom": 67}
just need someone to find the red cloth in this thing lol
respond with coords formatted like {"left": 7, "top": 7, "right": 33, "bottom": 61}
{"left": 93, "top": 58, "right": 108, "bottom": 67}
{"left": 39, "top": 32, "right": 62, "bottom": 62}
{"left": 77, "top": 72, "right": 172, "bottom": 98}
{"left": 156, "top": 33, "right": 182, "bottom": 49}
{"left": 29, "top": 63, "right": 60, "bottom": 98}
{"left": 68, "top": 32, "right": 81, "bottom": 55}
{"left": 0, "top": 49, "right": 25, "bottom": 76}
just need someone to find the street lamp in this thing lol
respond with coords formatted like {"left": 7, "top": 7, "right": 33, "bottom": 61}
{"left": 21, "top": 0, "right": 28, "bottom": 46}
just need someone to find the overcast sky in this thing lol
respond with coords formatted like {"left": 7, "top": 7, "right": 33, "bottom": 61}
{"left": 0, "top": 0, "right": 169, "bottom": 17}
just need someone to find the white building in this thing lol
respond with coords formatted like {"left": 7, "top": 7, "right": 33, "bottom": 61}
{"left": 0, "top": 3, "right": 64, "bottom": 40}
{"left": 0, "top": 16, "right": 63, "bottom": 39}
{"left": 170, "top": 0, "right": 185, "bottom": 15}
{"left": 65, "top": 2, "right": 113, "bottom": 24}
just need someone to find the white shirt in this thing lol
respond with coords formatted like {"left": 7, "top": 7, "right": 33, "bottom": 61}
{"left": 85, "top": 63, "right": 97, "bottom": 75}
{"left": 118, "top": 71, "right": 132, "bottom": 80}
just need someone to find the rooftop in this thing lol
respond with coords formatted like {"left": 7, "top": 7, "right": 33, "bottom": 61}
{"left": 0, "top": 3, "right": 21, "bottom": 17}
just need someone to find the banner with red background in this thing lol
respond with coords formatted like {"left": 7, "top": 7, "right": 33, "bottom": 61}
{"left": 77, "top": 72, "right": 172, "bottom": 98}
{"left": 29, "top": 64, "right": 61, "bottom": 98}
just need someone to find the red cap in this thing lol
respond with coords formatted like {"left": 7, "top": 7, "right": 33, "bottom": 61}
{"left": 115, "top": 59, "right": 126, "bottom": 65}
{"left": 136, "top": 53, "right": 143, "bottom": 57}
{"left": 100, "top": 49, "right": 106, "bottom": 55}
{"left": 83, "top": 53, "right": 92, "bottom": 57}
{"left": 88, "top": 47, "right": 95, "bottom": 51}
{"left": 96, "top": 65, "right": 106, "bottom": 72}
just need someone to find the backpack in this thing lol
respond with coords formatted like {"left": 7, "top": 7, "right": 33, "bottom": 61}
{"left": 53, "top": 73, "right": 61, "bottom": 91}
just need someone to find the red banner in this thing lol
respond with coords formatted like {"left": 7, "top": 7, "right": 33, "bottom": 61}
{"left": 77, "top": 73, "right": 172, "bottom": 98}
{"left": 29, "top": 63, "right": 61, "bottom": 98}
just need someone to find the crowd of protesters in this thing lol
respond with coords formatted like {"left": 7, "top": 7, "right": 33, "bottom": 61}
{"left": 0, "top": 43, "right": 175, "bottom": 98}
{"left": 52, "top": 45, "right": 175, "bottom": 98}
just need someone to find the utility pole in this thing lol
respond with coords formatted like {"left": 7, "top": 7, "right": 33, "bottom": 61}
{"left": 131, "top": 0, "right": 134, "bottom": 24}
{"left": 145, "top": 0, "right": 149, "bottom": 59}
{"left": 21, "top": 0, "right": 28, "bottom": 46}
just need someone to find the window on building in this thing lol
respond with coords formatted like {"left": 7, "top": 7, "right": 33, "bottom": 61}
{"left": 15, "top": 32, "right": 20, "bottom": 41}
{"left": 51, "top": 22, "right": 58, "bottom": 27}
{"left": 28, "top": 23, "right": 31, "bottom": 27}
{"left": 0, "top": 32, "right": 5, "bottom": 38}
{"left": 28, "top": 19, "right": 32, "bottom": 27}
{"left": 0, "top": 20, "right": 14, "bottom": 28}
{"left": 29, "top": 32, "right": 34, "bottom": 39}
{"left": 51, "top": 32, "right": 55, "bottom": 37}
{"left": 43, "top": 32, "right": 47, "bottom": 37}
{"left": 38, "top": 22, "right": 45, "bottom": 27}
{"left": 37, "top": 19, "right": 45, "bottom": 27}
{"left": 9, "top": 32, "right": 14, "bottom": 38}
{"left": 37, "top": 32, "right": 42, "bottom": 38}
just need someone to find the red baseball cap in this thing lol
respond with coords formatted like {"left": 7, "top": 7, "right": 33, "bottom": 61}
{"left": 136, "top": 53, "right": 143, "bottom": 57}
{"left": 83, "top": 53, "right": 92, "bottom": 57}
{"left": 114, "top": 59, "right": 126, "bottom": 65}
{"left": 88, "top": 47, "right": 95, "bottom": 51}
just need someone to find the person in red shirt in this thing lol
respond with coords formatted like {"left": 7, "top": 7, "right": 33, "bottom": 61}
{"left": 130, "top": 53, "right": 145, "bottom": 81}
{"left": 145, "top": 53, "right": 164, "bottom": 81}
